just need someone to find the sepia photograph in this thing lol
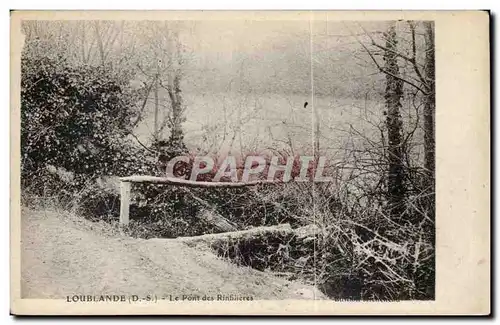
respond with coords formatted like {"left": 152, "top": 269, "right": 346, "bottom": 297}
{"left": 10, "top": 10, "right": 489, "bottom": 315}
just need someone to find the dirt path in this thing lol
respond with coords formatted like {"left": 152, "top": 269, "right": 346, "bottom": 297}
{"left": 21, "top": 208, "right": 323, "bottom": 300}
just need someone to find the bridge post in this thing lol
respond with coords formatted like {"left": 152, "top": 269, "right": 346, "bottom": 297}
{"left": 119, "top": 181, "right": 131, "bottom": 226}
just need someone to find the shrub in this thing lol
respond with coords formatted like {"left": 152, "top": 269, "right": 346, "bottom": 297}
{"left": 21, "top": 47, "right": 142, "bottom": 192}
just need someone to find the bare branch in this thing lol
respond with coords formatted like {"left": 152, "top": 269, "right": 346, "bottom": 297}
{"left": 348, "top": 27, "right": 428, "bottom": 94}
{"left": 358, "top": 24, "right": 414, "bottom": 63}
{"left": 407, "top": 21, "right": 428, "bottom": 89}
{"left": 357, "top": 22, "right": 429, "bottom": 92}
{"left": 131, "top": 79, "right": 155, "bottom": 128}
{"left": 129, "top": 133, "right": 158, "bottom": 154}
{"left": 136, "top": 63, "right": 154, "bottom": 78}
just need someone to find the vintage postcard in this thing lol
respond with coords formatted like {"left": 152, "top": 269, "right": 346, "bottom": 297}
{"left": 10, "top": 10, "right": 490, "bottom": 315}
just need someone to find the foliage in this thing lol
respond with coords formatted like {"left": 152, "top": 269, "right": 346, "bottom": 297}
{"left": 208, "top": 175, "right": 434, "bottom": 300}
{"left": 21, "top": 45, "right": 145, "bottom": 191}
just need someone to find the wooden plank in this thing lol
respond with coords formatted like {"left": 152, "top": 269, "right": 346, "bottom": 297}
{"left": 197, "top": 208, "right": 238, "bottom": 232}
{"left": 178, "top": 187, "right": 239, "bottom": 232}
{"left": 177, "top": 223, "right": 293, "bottom": 244}
{"left": 119, "top": 175, "right": 287, "bottom": 188}
{"left": 119, "top": 181, "right": 131, "bottom": 226}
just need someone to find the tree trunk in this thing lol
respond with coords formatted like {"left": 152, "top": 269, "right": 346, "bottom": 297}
{"left": 94, "top": 21, "right": 105, "bottom": 65}
{"left": 423, "top": 22, "right": 435, "bottom": 192}
{"left": 153, "top": 70, "right": 159, "bottom": 143}
{"left": 196, "top": 208, "right": 239, "bottom": 233}
{"left": 166, "top": 29, "right": 187, "bottom": 158}
{"left": 383, "top": 23, "right": 406, "bottom": 220}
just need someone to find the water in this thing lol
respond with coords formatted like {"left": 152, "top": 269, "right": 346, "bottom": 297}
{"left": 133, "top": 91, "right": 387, "bottom": 158}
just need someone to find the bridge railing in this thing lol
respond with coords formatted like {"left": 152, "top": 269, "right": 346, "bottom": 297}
{"left": 118, "top": 175, "right": 286, "bottom": 226}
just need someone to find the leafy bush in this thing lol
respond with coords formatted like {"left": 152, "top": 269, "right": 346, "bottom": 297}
{"left": 21, "top": 48, "right": 142, "bottom": 190}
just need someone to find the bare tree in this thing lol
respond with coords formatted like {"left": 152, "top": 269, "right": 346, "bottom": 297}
{"left": 162, "top": 26, "right": 187, "bottom": 158}
{"left": 423, "top": 22, "right": 435, "bottom": 194}
{"left": 93, "top": 21, "right": 122, "bottom": 66}
{"left": 347, "top": 21, "right": 435, "bottom": 217}
{"left": 133, "top": 22, "right": 188, "bottom": 159}
{"left": 383, "top": 23, "right": 406, "bottom": 220}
